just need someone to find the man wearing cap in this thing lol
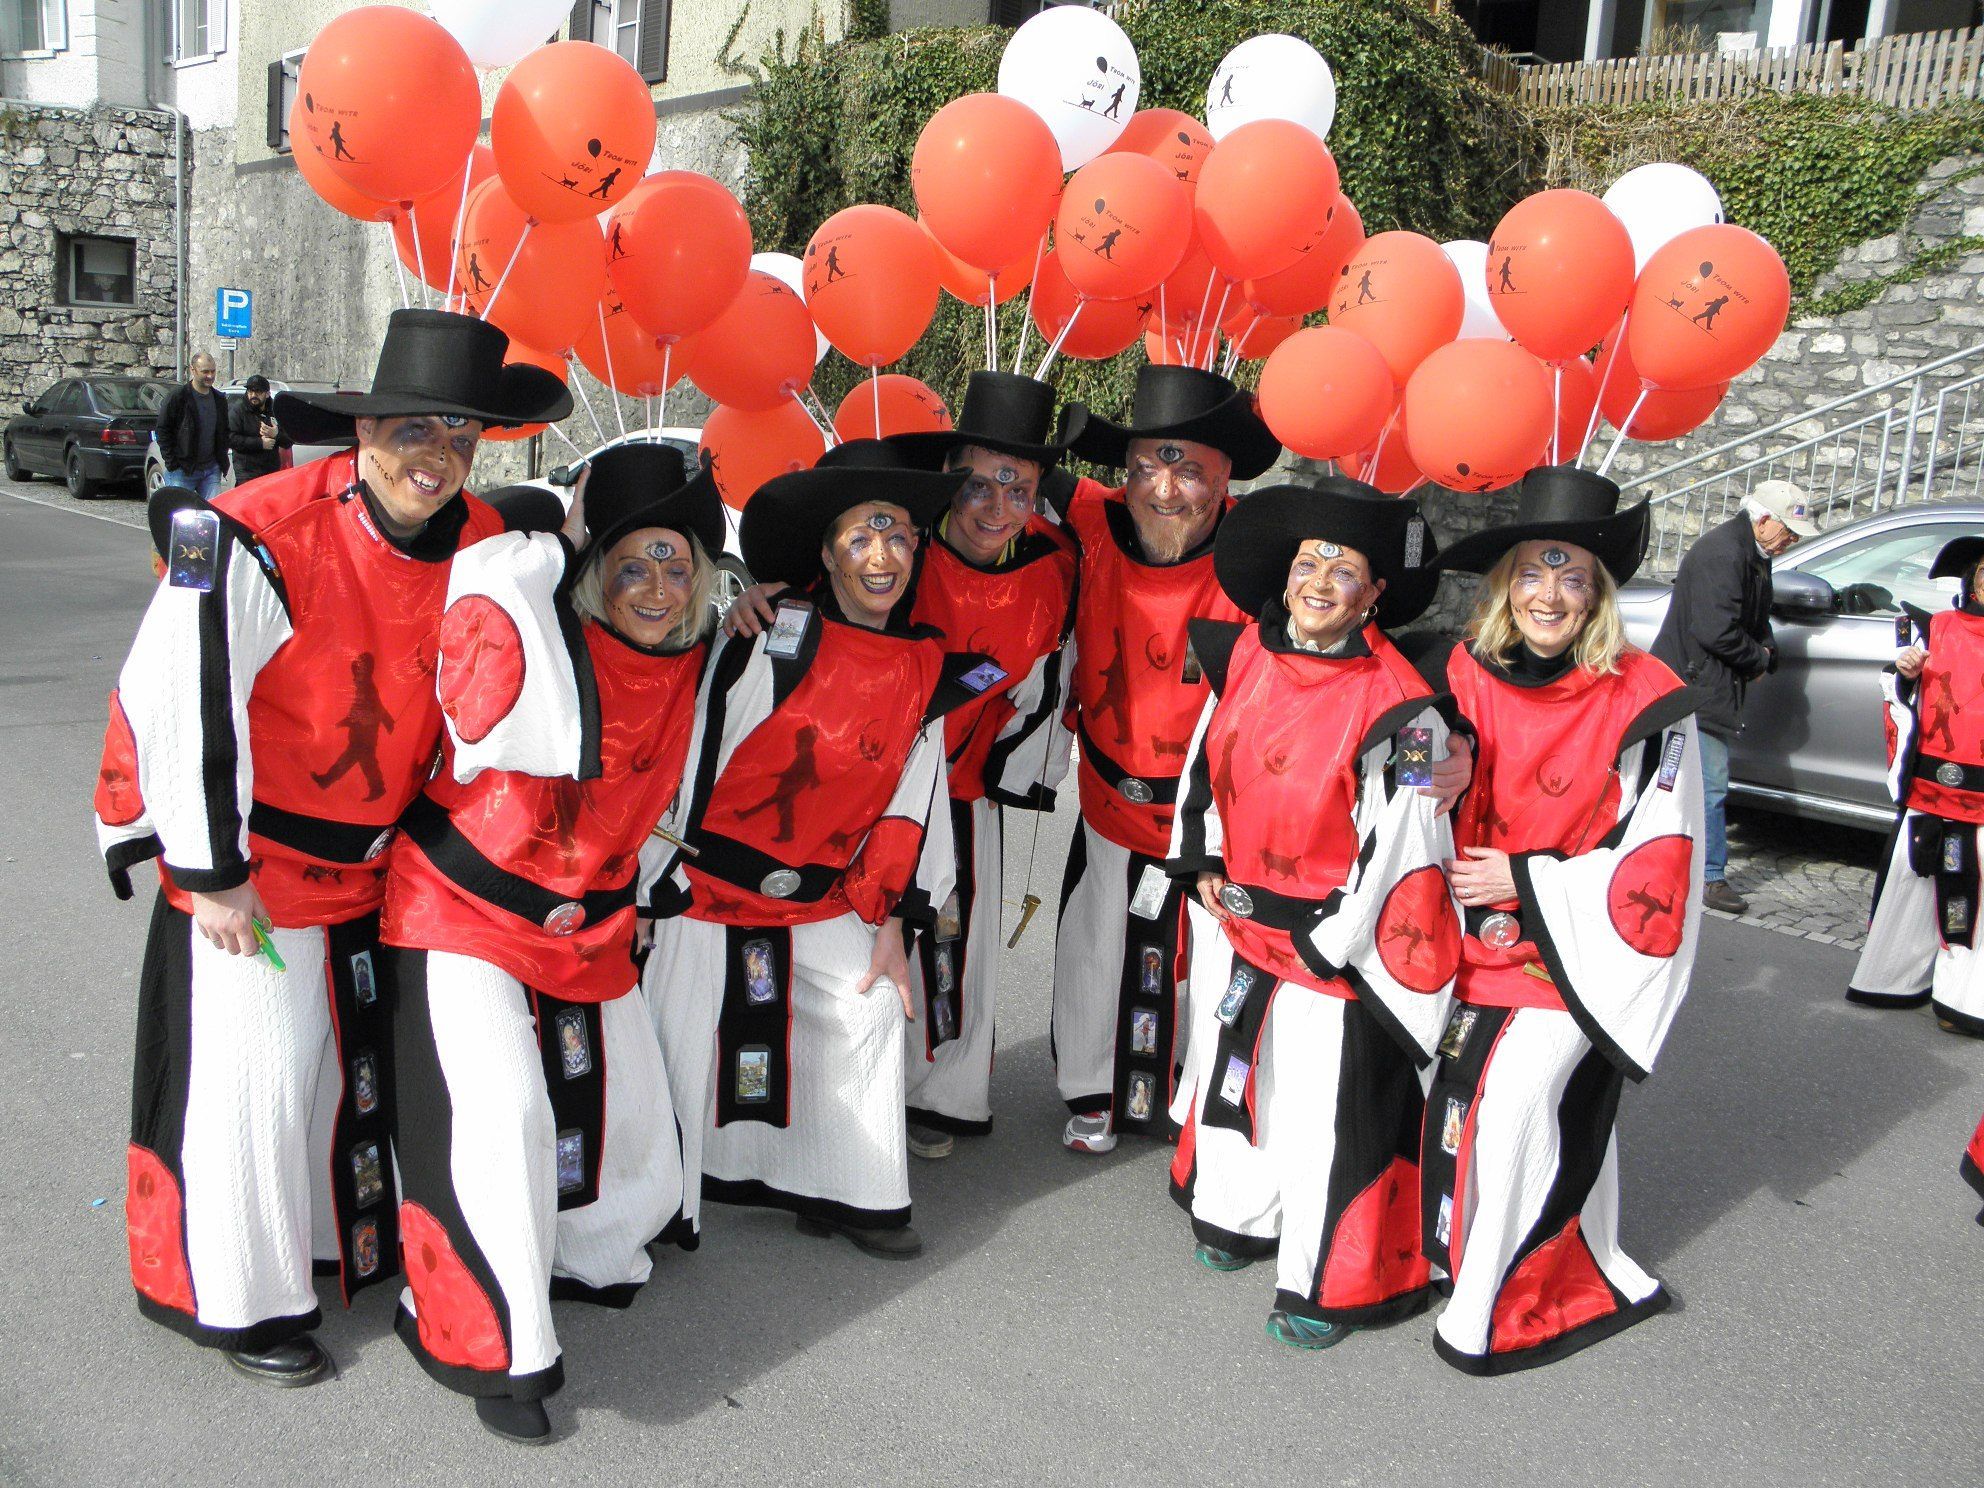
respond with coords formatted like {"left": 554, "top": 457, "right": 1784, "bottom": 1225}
{"left": 642, "top": 442, "right": 989, "bottom": 1259}
{"left": 1651, "top": 478, "right": 1815, "bottom": 915}
{"left": 227, "top": 374, "right": 291, "bottom": 486}
{"left": 91, "top": 308, "right": 570, "bottom": 1387}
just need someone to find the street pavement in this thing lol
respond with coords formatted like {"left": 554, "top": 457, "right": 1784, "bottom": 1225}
{"left": 1, "top": 485, "right": 1980, "bottom": 1485}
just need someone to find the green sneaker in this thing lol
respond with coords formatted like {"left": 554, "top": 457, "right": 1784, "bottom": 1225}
{"left": 1194, "top": 1243, "right": 1254, "bottom": 1272}
{"left": 1265, "top": 1310, "right": 1351, "bottom": 1350}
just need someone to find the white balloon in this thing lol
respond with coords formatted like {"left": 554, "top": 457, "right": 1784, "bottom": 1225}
{"left": 429, "top": 0, "right": 572, "bottom": 71}
{"left": 997, "top": 6, "right": 1140, "bottom": 172}
{"left": 1206, "top": 33, "right": 1336, "bottom": 143}
{"left": 751, "top": 251, "right": 829, "bottom": 366}
{"left": 1440, "top": 240, "right": 1509, "bottom": 341}
{"left": 1603, "top": 163, "right": 1725, "bottom": 274}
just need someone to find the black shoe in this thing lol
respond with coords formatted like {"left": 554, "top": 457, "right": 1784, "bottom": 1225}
{"left": 795, "top": 1213, "right": 924, "bottom": 1258}
{"left": 1702, "top": 880, "right": 1748, "bottom": 915}
{"left": 476, "top": 1396, "right": 552, "bottom": 1444}
{"left": 224, "top": 1335, "right": 332, "bottom": 1388}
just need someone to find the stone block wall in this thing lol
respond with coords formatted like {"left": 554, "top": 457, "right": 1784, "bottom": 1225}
{"left": 0, "top": 100, "right": 182, "bottom": 400}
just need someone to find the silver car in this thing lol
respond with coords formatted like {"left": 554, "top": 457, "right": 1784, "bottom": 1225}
{"left": 143, "top": 379, "right": 351, "bottom": 497}
{"left": 1619, "top": 501, "right": 1984, "bottom": 830}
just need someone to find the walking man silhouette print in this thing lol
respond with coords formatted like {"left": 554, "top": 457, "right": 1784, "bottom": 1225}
{"left": 311, "top": 653, "right": 394, "bottom": 802}
{"left": 825, "top": 246, "right": 847, "bottom": 282}
{"left": 1691, "top": 295, "right": 1729, "bottom": 330}
{"left": 1104, "top": 82, "right": 1126, "bottom": 120}
{"left": 465, "top": 253, "right": 491, "bottom": 295}
{"left": 1498, "top": 256, "right": 1516, "bottom": 293}
{"left": 1219, "top": 74, "right": 1235, "bottom": 107}
{"left": 588, "top": 166, "right": 622, "bottom": 201}
{"left": 1356, "top": 268, "right": 1376, "bottom": 304}
{"left": 328, "top": 120, "right": 354, "bottom": 162}
{"left": 1095, "top": 228, "right": 1122, "bottom": 260}
{"left": 734, "top": 725, "right": 823, "bottom": 844}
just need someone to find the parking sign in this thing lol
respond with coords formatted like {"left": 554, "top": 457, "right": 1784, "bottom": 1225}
{"left": 215, "top": 287, "right": 253, "bottom": 340}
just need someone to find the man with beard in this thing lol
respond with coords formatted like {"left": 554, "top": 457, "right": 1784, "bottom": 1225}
{"left": 92, "top": 309, "right": 569, "bottom": 1387}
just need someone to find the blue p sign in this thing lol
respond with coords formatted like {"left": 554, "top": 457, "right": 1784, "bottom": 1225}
{"left": 215, "top": 287, "right": 253, "bottom": 339}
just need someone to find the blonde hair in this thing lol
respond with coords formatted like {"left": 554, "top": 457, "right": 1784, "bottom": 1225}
{"left": 1466, "top": 546, "right": 1628, "bottom": 677}
{"left": 569, "top": 529, "right": 716, "bottom": 653}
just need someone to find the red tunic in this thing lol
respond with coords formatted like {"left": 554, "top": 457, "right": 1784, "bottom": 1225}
{"left": 1201, "top": 624, "right": 1433, "bottom": 992}
{"left": 910, "top": 521, "right": 1076, "bottom": 802}
{"left": 381, "top": 623, "right": 703, "bottom": 1002}
{"left": 159, "top": 455, "right": 501, "bottom": 925}
{"left": 1065, "top": 478, "right": 1243, "bottom": 857}
{"left": 1904, "top": 608, "right": 1984, "bottom": 825}
{"left": 1449, "top": 645, "right": 1685, "bottom": 1012}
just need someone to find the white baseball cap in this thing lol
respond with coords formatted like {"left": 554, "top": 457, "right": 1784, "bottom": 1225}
{"left": 1747, "top": 479, "right": 1819, "bottom": 538}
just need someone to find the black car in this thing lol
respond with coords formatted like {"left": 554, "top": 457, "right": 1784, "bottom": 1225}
{"left": 5, "top": 376, "right": 170, "bottom": 498}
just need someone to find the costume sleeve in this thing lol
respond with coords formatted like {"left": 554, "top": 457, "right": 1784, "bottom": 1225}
{"left": 100, "top": 526, "right": 293, "bottom": 893}
{"left": 438, "top": 531, "right": 598, "bottom": 784}
{"left": 1165, "top": 692, "right": 1224, "bottom": 878}
{"left": 844, "top": 718, "right": 954, "bottom": 927}
{"left": 1881, "top": 610, "right": 1928, "bottom": 800}
{"left": 1296, "top": 701, "right": 1460, "bottom": 1065}
{"left": 1511, "top": 714, "right": 1706, "bottom": 1080}
{"left": 983, "top": 641, "right": 1074, "bottom": 811}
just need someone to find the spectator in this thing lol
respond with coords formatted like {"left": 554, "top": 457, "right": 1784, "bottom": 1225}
{"left": 227, "top": 374, "right": 290, "bottom": 486}
{"left": 1651, "top": 478, "right": 1818, "bottom": 914}
{"left": 155, "top": 352, "right": 229, "bottom": 499}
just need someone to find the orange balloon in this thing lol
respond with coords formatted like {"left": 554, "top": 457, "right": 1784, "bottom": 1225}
{"left": 492, "top": 42, "right": 657, "bottom": 225}
{"left": 1549, "top": 355, "right": 1600, "bottom": 464}
{"left": 1330, "top": 231, "right": 1465, "bottom": 386}
{"left": 680, "top": 271, "right": 819, "bottom": 412}
{"left": 1484, "top": 189, "right": 1635, "bottom": 362}
{"left": 803, "top": 205, "right": 942, "bottom": 368}
{"left": 1596, "top": 322, "right": 1729, "bottom": 441}
{"left": 912, "top": 93, "right": 1063, "bottom": 273}
{"left": 1627, "top": 224, "right": 1791, "bottom": 391}
{"left": 1054, "top": 153, "right": 1192, "bottom": 302}
{"left": 1194, "top": 119, "right": 1339, "bottom": 282}
{"left": 1352, "top": 408, "right": 1422, "bottom": 494}
{"left": 291, "top": 97, "right": 396, "bottom": 222}
{"left": 393, "top": 144, "right": 496, "bottom": 293}
{"left": 1144, "top": 326, "right": 1190, "bottom": 365}
{"left": 833, "top": 375, "right": 953, "bottom": 443}
{"left": 1030, "top": 251, "right": 1151, "bottom": 361}
{"left": 1402, "top": 339, "right": 1554, "bottom": 493}
{"left": 575, "top": 287, "right": 684, "bottom": 399}
{"left": 606, "top": 172, "right": 754, "bottom": 344}
{"left": 1153, "top": 235, "right": 1220, "bottom": 337}
{"left": 456, "top": 178, "right": 607, "bottom": 356}
{"left": 700, "top": 401, "right": 825, "bottom": 511}
{"left": 927, "top": 222, "right": 1041, "bottom": 308}
{"left": 1257, "top": 326, "right": 1396, "bottom": 461}
{"left": 1222, "top": 311, "right": 1302, "bottom": 361}
{"left": 480, "top": 341, "right": 567, "bottom": 444}
{"left": 1244, "top": 194, "right": 1362, "bottom": 319}
{"left": 1108, "top": 108, "right": 1216, "bottom": 191}
{"left": 294, "top": 6, "right": 479, "bottom": 204}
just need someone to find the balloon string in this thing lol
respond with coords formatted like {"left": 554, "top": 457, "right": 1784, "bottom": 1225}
{"left": 444, "top": 162, "right": 475, "bottom": 311}
{"left": 871, "top": 363, "right": 882, "bottom": 440}
{"left": 1363, "top": 411, "right": 1397, "bottom": 484}
{"left": 407, "top": 201, "right": 430, "bottom": 310}
{"left": 1033, "top": 299, "right": 1085, "bottom": 381}
{"left": 1203, "top": 282, "right": 1234, "bottom": 372}
{"left": 387, "top": 224, "right": 411, "bottom": 311}
{"left": 1188, "top": 274, "right": 1217, "bottom": 366}
{"left": 1578, "top": 308, "right": 1630, "bottom": 466}
{"left": 802, "top": 381, "right": 835, "bottom": 432}
{"left": 646, "top": 394, "right": 654, "bottom": 434}
{"left": 1552, "top": 362, "right": 1563, "bottom": 465}
{"left": 478, "top": 220, "right": 533, "bottom": 324}
{"left": 566, "top": 355, "right": 609, "bottom": 446}
{"left": 1011, "top": 237, "right": 1047, "bottom": 372}
{"left": 597, "top": 303, "right": 627, "bottom": 440}
{"left": 1595, "top": 388, "right": 1647, "bottom": 479}
{"left": 791, "top": 389, "right": 835, "bottom": 446}
{"left": 548, "top": 421, "right": 584, "bottom": 454}
{"left": 659, "top": 343, "right": 672, "bottom": 431}
{"left": 1156, "top": 283, "right": 1168, "bottom": 362}
{"left": 985, "top": 280, "right": 998, "bottom": 372}
{"left": 1400, "top": 477, "right": 1426, "bottom": 498}
{"left": 1222, "top": 312, "right": 1259, "bottom": 378}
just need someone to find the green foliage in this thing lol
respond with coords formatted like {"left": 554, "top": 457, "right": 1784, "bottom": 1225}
{"left": 1803, "top": 234, "right": 1984, "bottom": 318}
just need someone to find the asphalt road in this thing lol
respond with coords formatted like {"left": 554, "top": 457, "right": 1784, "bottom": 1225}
{"left": 2, "top": 483, "right": 1981, "bottom": 1486}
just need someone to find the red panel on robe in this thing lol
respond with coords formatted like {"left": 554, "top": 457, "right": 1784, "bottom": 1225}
{"left": 399, "top": 1201, "right": 509, "bottom": 1371}
{"left": 1906, "top": 609, "right": 1984, "bottom": 825}
{"left": 1319, "top": 1155, "right": 1432, "bottom": 1310}
{"left": 1606, "top": 834, "right": 1694, "bottom": 958}
{"left": 1488, "top": 1215, "right": 1618, "bottom": 1353}
{"left": 96, "top": 691, "right": 145, "bottom": 828}
{"left": 1379, "top": 864, "right": 1463, "bottom": 992}
{"left": 126, "top": 1143, "right": 195, "bottom": 1314}
{"left": 436, "top": 595, "right": 527, "bottom": 746}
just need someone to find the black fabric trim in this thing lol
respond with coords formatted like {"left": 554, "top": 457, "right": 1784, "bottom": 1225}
{"left": 981, "top": 646, "right": 1066, "bottom": 807}
{"left": 910, "top": 797, "right": 973, "bottom": 1063}
{"left": 702, "top": 1175, "right": 912, "bottom": 1231}
{"left": 161, "top": 860, "right": 251, "bottom": 893}
{"left": 351, "top": 481, "right": 474, "bottom": 564}
{"left": 393, "top": 1304, "right": 566, "bottom": 1401}
{"left": 905, "top": 1105, "right": 993, "bottom": 1137}
{"left": 137, "top": 1292, "right": 321, "bottom": 1352}
{"left": 323, "top": 913, "right": 399, "bottom": 1300}
{"left": 925, "top": 650, "right": 1006, "bottom": 723}
{"left": 402, "top": 796, "right": 637, "bottom": 930}
{"left": 1190, "top": 1214, "right": 1280, "bottom": 1260}
{"left": 548, "top": 1275, "right": 642, "bottom": 1309}
{"left": 1358, "top": 692, "right": 1448, "bottom": 768}
{"left": 1911, "top": 753, "right": 1984, "bottom": 793}
{"left": 1198, "top": 959, "right": 1276, "bottom": 1143}
{"left": 1214, "top": 884, "right": 1322, "bottom": 933}
{"left": 1185, "top": 618, "right": 1245, "bottom": 697}
{"left": 533, "top": 989, "right": 607, "bottom": 1211}
{"left": 1109, "top": 848, "right": 1189, "bottom": 1138}
{"left": 1050, "top": 821, "right": 1088, "bottom": 1084}
{"left": 1845, "top": 985, "right": 1933, "bottom": 1008}
{"left": 129, "top": 891, "right": 194, "bottom": 1259}
{"left": 657, "top": 629, "right": 756, "bottom": 917}
{"left": 1419, "top": 1002, "right": 1515, "bottom": 1275}
{"left": 1434, "top": 1286, "right": 1669, "bottom": 1376}
{"left": 1961, "top": 1150, "right": 1984, "bottom": 1202}
{"left": 1170, "top": 702, "right": 1220, "bottom": 882}
{"left": 247, "top": 800, "right": 393, "bottom": 864}
{"left": 1077, "top": 717, "right": 1181, "bottom": 805}
{"left": 1495, "top": 1042, "right": 1630, "bottom": 1298}
{"left": 685, "top": 830, "right": 842, "bottom": 907}
{"left": 1274, "top": 1283, "right": 1432, "bottom": 1329}
{"left": 105, "top": 833, "right": 163, "bottom": 900}
{"left": 552, "top": 594, "right": 604, "bottom": 782}
{"left": 194, "top": 540, "right": 246, "bottom": 883}
{"left": 1512, "top": 852, "right": 1650, "bottom": 1083}
{"left": 1618, "top": 685, "right": 1703, "bottom": 755}
{"left": 715, "top": 926, "right": 794, "bottom": 1128}
{"left": 1932, "top": 999, "right": 1984, "bottom": 1037}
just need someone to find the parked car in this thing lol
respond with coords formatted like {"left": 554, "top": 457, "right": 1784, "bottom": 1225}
{"left": 5, "top": 376, "right": 169, "bottom": 498}
{"left": 1619, "top": 500, "right": 1984, "bottom": 831}
{"left": 143, "top": 379, "right": 352, "bottom": 497}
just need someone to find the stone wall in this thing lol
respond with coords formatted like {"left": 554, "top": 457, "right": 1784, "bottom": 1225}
{"left": 0, "top": 100, "right": 181, "bottom": 400}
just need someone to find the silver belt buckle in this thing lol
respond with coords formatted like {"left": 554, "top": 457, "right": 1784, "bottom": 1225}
{"left": 543, "top": 902, "right": 586, "bottom": 937}
{"left": 1119, "top": 777, "right": 1154, "bottom": 805}
{"left": 1478, "top": 911, "right": 1520, "bottom": 949}
{"left": 1218, "top": 882, "right": 1255, "bottom": 918}
{"left": 364, "top": 828, "right": 396, "bottom": 861}
{"left": 760, "top": 868, "right": 802, "bottom": 899}
{"left": 1937, "top": 761, "right": 1966, "bottom": 788}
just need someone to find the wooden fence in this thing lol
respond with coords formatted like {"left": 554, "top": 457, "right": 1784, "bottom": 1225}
{"left": 1502, "top": 27, "right": 1984, "bottom": 111}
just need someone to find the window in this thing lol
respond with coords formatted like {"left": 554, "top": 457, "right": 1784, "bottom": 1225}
{"left": 47, "top": 382, "right": 86, "bottom": 415}
{"left": 60, "top": 235, "right": 137, "bottom": 308}
{"left": 1, "top": 0, "right": 66, "bottom": 56}
{"left": 570, "top": 0, "right": 669, "bottom": 83}
{"left": 171, "top": 0, "right": 226, "bottom": 64}
{"left": 93, "top": 381, "right": 169, "bottom": 415}
{"left": 1797, "top": 521, "right": 1972, "bottom": 615}
{"left": 266, "top": 49, "right": 304, "bottom": 153}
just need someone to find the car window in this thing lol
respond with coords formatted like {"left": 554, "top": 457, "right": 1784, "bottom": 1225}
{"left": 94, "top": 381, "right": 167, "bottom": 414}
{"left": 1796, "top": 522, "right": 1972, "bottom": 614}
{"left": 49, "top": 382, "right": 88, "bottom": 415}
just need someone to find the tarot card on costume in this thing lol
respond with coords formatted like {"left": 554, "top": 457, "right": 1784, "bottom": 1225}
{"left": 1438, "top": 1006, "right": 1478, "bottom": 1061}
{"left": 743, "top": 938, "right": 778, "bottom": 1005}
{"left": 351, "top": 1217, "right": 380, "bottom": 1278}
{"left": 1218, "top": 1053, "right": 1249, "bottom": 1107}
{"left": 736, "top": 1046, "right": 771, "bottom": 1103}
{"left": 556, "top": 1129, "right": 585, "bottom": 1194}
{"left": 1131, "top": 1007, "right": 1158, "bottom": 1055}
{"left": 351, "top": 1051, "right": 378, "bottom": 1116}
{"left": 1126, "top": 1071, "right": 1155, "bottom": 1122}
{"left": 167, "top": 508, "right": 221, "bottom": 592}
{"left": 350, "top": 1141, "right": 384, "bottom": 1208}
{"left": 934, "top": 943, "right": 955, "bottom": 995}
{"left": 933, "top": 993, "right": 957, "bottom": 1042}
{"left": 1435, "top": 1193, "right": 1453, "bottom": 1247}
{"left": 1394, "top": 726, "right": 1433, "bottom": 788}
{"left": 555, "top": 1008, "right": 592, "bottom": 1079}
{"left": 1216, "top": 968, "right": 1252, "bottom": 1026}
{"left": 350, "top": 949, "right": 377, "bottom": 1007}
{"left": 765, "top": 602, "right": 811, "bottom": 659}
{"left": 1440, "top": 1096, "right": 1467, "bottom": 1156}
{"left": 1139, "top": 945, "right": 1163, "bottom": 996}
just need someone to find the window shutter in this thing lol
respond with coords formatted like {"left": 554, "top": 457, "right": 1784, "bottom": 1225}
{"left": 637, "top": 0, "right": 670, "bottom": 82}
{"left": 266, "top": 57, "right": 287, "bottom": 151}
{"left": 568, "top": 1, "right": 593, "bottom": 43}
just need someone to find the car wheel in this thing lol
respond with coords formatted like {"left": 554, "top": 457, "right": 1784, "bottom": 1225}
{"left": 711, "top": 554, "right": 751, "bottom": 626}
{"left": 66, "top": 448, "right": 100, "bottom": 500}
{"left": 2, "top": 440, "right": 29, "bottom": 482}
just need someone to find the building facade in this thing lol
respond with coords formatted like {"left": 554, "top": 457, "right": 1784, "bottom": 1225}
{"left": 1459, "top": 0, "right": 1981, "bottom": 63}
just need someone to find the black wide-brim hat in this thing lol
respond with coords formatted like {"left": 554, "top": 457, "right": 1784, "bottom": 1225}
{"left": 1434, "top": 464, "right": 1651, "bottom": 585}
{"left": 1071, "top": 364, "right": 1282, "bottom": 482}
{"left": 577, "top": 441, "right": 725, "bottom": 564}
{"left": 1929, "top": 535, "right": 1984, "bottom": 583}
{"left": 887, "top": 370, "right": 1089, "bottom": 470}
{"left": 274, "top": 308, "right": 572, "bottom": 445}
{"left": 1216, "top": 477, "right": 1441, "bottom": 628}
{"left": 740, "top": 439, "right": 969, "bottom": 590}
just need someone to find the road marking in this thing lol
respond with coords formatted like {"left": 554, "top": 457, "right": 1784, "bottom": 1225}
{"left": 1, "top": 487, "right": 146, "bottom": 532}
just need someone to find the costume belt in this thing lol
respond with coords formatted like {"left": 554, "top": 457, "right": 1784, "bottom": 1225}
{"left": 1214, "top": 879, "right": 1322, "bottom": 933}
{"left": 401, "top": 796, "right": 635, "bottom": 936}
{"left": 1076, "top": 718, "right": 1179, "bottom": 807}
{"left": 1464, "top": 904, "right": 1527, "bottom": 951}
{"left": 685, "top": 830, "right": 843, "bottom": 904}
{"left": 248, "top": 799, "right": 397, "bottom": 864}
{"left": 1912, "top": 752, "right": 1984, "bottom": 793}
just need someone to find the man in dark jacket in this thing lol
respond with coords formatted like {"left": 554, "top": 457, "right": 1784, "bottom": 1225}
{"left": 226, "top": 375, "right": 291, "bottom": 485}
{"left": 155, "top": 352, "right": 229, "bottom": 498}
{"left": 1652, "top": 479, "right": 1817, "bottom": 913}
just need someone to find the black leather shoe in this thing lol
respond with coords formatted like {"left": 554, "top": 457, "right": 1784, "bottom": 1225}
{"left": 796, "top": 1213, "right": 924, "bottom": 1258}
{"left": 225, "top": 1335, "right": 331, "bottom": 1387}
{"left": 476, "top": 1396, "right": 552, "bottom": 1444}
